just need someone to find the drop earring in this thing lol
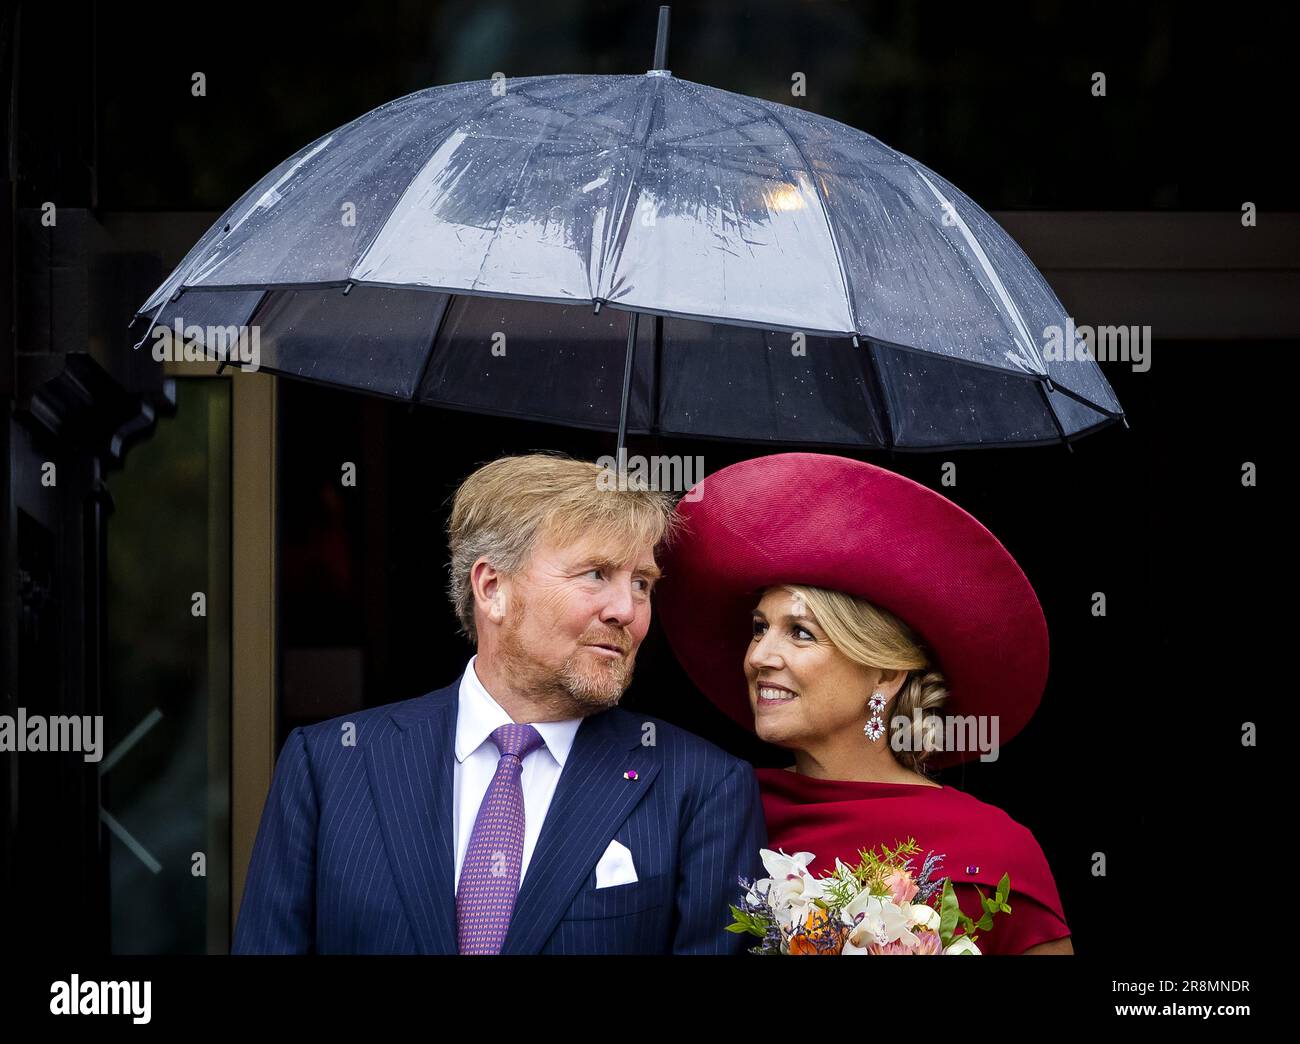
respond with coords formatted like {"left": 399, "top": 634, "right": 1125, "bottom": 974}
{"left": 864, "top": 690, "right": 886, "bottom": 741}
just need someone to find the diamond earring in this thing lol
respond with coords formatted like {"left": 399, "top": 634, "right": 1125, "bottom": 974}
{"left": 864, "top": 690, "right": 886, "bottom": 742}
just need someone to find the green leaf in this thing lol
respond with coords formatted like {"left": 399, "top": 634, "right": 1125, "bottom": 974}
{"left": 939, "top": 879, "right": 961, "bottom": 945}
{"left": 727, "top": 904, "right": 773, "bottom": 938}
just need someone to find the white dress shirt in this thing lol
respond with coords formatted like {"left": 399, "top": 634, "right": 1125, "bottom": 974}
{"left": 452, "top": 655, "right": 583, "bottom": 894}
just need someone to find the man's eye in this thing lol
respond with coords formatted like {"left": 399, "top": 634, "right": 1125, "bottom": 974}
{"left": 584, "top": 569, "right": 603, "bottom": 580}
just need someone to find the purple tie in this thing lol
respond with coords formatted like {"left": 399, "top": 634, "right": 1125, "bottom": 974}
{"left": 456, "top": 723, "right": 546, "bottom": 954}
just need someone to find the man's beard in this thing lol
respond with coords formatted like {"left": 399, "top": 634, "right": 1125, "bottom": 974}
{"left": 498, "top": 597, "right": 636, "bottom": 715}
{"left": 557, "top": 641, "right": 635, "bottom": 710}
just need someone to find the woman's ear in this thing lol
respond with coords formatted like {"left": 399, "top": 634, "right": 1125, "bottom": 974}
{"left": 878, "top": 667, "right": 907, "bottom": 701}
{"left": 880, "top": 672, "right": 911, "bottom": 737}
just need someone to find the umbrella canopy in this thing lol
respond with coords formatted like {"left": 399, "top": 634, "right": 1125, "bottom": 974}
{"left": 131, "top": 21, "right": 1123, "bottom": 450}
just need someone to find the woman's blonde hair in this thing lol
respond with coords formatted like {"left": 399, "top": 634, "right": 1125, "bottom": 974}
{"left": 447, "top": 452, "right": 679, "bottom": 643}
{"left": 776, "top": 584, "right": 949, "bottom": 774}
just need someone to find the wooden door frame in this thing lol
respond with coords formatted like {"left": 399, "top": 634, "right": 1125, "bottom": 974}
{"left": 163, "top": 358, "right": 277, "bottom": 941}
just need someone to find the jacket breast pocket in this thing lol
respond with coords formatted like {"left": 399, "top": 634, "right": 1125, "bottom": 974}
{"left": 562, "top": 870, "right": 674, "bottom": 921}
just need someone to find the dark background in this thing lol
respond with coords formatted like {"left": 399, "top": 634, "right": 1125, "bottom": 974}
{"left": 67, "top": 1, "right": 1290, "bottom": 212}
{"left": 6, "top": 0, "right": 1291, "bottom": 956}
{"left": 276, "top": 332, "right": 1281, "bottom": 958}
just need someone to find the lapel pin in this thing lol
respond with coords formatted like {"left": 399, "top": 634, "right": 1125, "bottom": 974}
{"left": 623, "top": 769, "right": 638, "bottom": 780}
{"left": 965, "top": 865, "right": 980, "bottom": 875}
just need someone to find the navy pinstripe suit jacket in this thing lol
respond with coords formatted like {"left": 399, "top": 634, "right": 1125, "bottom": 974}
{"left": 232, "top": 673, "right": 768, "bottom": 954}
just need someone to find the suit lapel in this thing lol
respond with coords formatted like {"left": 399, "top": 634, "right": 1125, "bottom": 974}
{"left": 366, "top": 680, "right": 662, "bottom": 956}
{"left": 366, "top": 679, "right": 460, "bottom": 955}
{"left": 500, "top": 707, "right": 662, "bottom": 955}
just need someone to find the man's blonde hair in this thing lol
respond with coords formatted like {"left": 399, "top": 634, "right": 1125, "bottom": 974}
{"left": 447, "top": 453, "right": 679, "bottom": 643}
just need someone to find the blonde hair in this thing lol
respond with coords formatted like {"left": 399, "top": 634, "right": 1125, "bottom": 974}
{"left": 777, "top": 584, "right": 949, "bottom": 774}
{"left": 447, "top": 452, "right": 679, "bottom": 643}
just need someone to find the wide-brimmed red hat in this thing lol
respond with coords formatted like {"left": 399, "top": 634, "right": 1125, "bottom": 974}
{"left": 656, "top": 453, "right": 1049, "bottom": 768}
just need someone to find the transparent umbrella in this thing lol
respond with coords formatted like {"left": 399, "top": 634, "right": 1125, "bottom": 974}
{"left": 131, "top": 6, "right": 1123, "bottom": 451}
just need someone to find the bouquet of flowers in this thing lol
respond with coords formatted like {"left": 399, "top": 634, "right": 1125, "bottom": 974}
{"left": 728, "top": 839, "right": 1011, "bottom": 955}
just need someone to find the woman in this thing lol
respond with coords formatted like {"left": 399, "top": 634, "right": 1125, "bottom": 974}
{"left": 657, "top": 452, "right": 1072, "bottom": 955}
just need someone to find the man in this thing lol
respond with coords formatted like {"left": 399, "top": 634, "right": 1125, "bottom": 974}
{"left": 233, "top": 453, "right": 767, "bottom": 954}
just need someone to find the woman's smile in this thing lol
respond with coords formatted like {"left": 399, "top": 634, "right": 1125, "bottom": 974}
{"left": 755, "top": 681, "right": 800, "bottom": 707}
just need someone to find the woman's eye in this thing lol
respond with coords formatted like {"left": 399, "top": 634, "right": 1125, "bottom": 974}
{"left": 792, "top": 626, "right": 814, "bottom": 640}
{"left": 750, "top": 621, "right": 767, "bottom": 638}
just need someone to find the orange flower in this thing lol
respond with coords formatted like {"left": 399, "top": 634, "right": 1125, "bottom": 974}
{"left": 788, "top": 906, "right": 847, "bottom": 955}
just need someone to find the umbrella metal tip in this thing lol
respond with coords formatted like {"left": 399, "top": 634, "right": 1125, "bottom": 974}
{"left": 651, "top": 4, "right": 671, "bottom": 71}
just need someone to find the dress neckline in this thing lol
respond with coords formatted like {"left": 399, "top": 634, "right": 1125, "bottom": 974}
{"left": 757, "top": 766, "right": 945, "bottom": 793}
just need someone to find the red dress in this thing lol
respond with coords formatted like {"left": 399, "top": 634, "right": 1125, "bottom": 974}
{"left": 756, "top": 768, "right": 1070, "bottom": 955}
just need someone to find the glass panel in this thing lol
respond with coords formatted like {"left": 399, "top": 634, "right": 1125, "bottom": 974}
{"left": 104, "top": 378, "right": 231, "bottom": 953}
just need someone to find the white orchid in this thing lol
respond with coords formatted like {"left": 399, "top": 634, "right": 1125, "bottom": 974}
{"left": 782, "top": 880, "right": 831, "bottom": 931}
{"left": 830, "top": 857, "right": 857, "bottom": 880}
{"left": 839, "top": 891, "right": 918, "bottom": 955}
{"left": 943, "top": 935, "right": 982, "bottom": 955}
{"left": 904, "top": 902, "right": 941, "bottom": 931}
{"left": 758, "top": 848, "right": 828, "bottom": 930}
{"left": 759, "top": 847, "right": 817, "bottom": 881}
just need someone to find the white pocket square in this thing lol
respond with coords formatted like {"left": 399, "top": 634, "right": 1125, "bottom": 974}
{"left": 594, "top": 838, "right": 638, "bottom": 888}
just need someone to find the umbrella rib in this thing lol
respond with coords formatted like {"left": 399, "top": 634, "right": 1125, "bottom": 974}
{"left": 500, "top": 80, "right": 637, "bottom": 144}
{"left": 348, "top": 88, "right": 515, "bottom": 281}
{"left": 750, "top": 101, "right": 861, "bottom": 336}
{"left": 467, "top": 121, "right": 563, "bottom": 293}
{"left": 867, "top": 333, "right": 1124, "bottom": 420}
{"left": 464, "top": 81, "right": 628, "bottom": 292}
{"left": 1035, "top": 376, "right": 1074, "bottom": 449}
{"left": 595, "top": 74, "right": 664, "bottom": 303}
{"left": 503, "top": 80, "right": 597, "bottom": 124}
{"left": 1037, "top": 373, "right": 1125, "bottom": 420}
{"left": 657, "top": 111, "right": 773, "bottom": 148}
{"left": 409, "top": 293, "right": 455, "bottom": 403}
{"left": 904, "top": 162, "right": 1048, "bottom": 378}
{"left": 861, "top": 340, "right": 896, "bottom": 451}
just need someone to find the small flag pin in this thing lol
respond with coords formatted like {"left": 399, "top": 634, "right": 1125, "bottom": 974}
{"left": 623, "top": 769, "right": 638, "bottom": 780}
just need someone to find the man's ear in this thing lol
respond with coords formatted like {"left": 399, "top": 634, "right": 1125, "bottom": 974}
{"left": 470, "top": 557, "right": 508, "bottom": 625}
